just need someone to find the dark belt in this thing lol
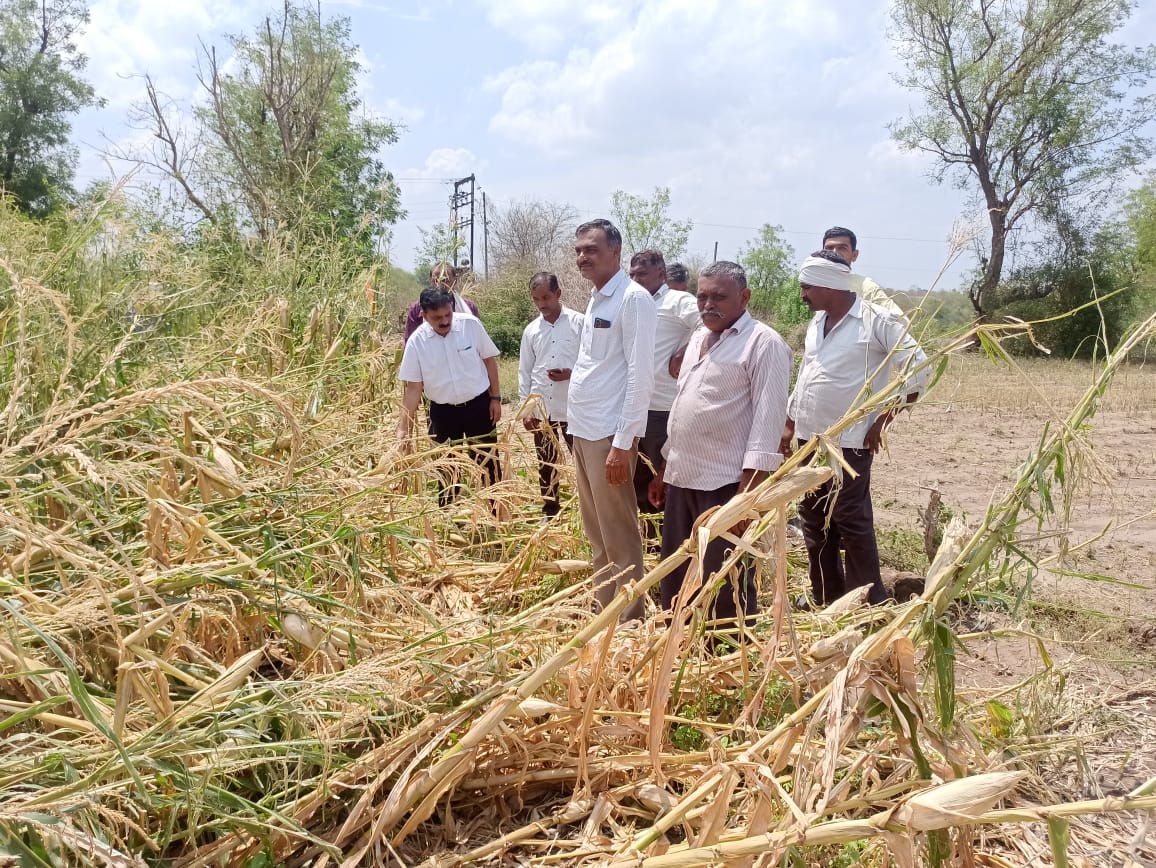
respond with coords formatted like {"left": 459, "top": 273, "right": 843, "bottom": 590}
{"left": 432, "top": 389, "right": 489, "bottom": 408}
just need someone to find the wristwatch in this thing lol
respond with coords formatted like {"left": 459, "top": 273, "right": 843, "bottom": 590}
{"left": 489, "top": 395, "right": 501, "bottom": 401}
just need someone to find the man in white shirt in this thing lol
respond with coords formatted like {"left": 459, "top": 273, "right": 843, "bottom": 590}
{"left": 518, "top": 271, "right": 584, "bottom": 518}
{"left": 628, "top": 249, "right": 700, "bottom": 538}
{"left": 666, "top": 262, "right": 691, "bottom": 293}
{"left": 398, "top": 287, "right": 503, "bottom": 507}
{"left": 568, "top": 219, "right": 657, "bottom": 622}
{"left": 780, "top": 251, "right": 928, "bottom": 606}
{"left": 647, "top": 261, "right": 793, "bottom": 632}
{"left": 821, "top": 226, "right": 907, "bottom": 320}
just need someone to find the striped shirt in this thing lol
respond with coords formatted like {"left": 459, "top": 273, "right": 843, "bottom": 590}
{"left": 663, "top": 311, "right": 793, "bottom": 491}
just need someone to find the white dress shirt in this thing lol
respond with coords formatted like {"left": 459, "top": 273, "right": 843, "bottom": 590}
{"left": 518, "top": 307, "right": 584, "bottom": 422}
{"left": 788, "top": 297, "right": 928, "bottom": 448}
{"left": 649, "top": 284, "right": 701, "bottom": 412}
{"left": 851, "top": 273, "right": 907, "bottom": 320}
{"left": 664, "top": 312, "right": 793, "bottom": 491}
{"left": 566, "top": 269, "right": 657, "bottom": 449}
{"left": 398, "top": 313, "right": 499, "bottom": 405}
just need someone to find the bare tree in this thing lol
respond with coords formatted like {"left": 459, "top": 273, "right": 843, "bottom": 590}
{"left": 489, "top": 198, "right": 578, "bottom": 271}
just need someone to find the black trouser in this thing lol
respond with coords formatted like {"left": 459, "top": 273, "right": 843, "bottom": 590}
{"left": 427, "top": 390, "right": 500, "bottom": 507}
{"left": 797, "top": 444, "right": 886, "bottom": 606}
{"left": 633, "top": 410, "right": 669, "bottom": 539}
{"left": 660, "top": 482, "right": 757, "bottom": 626}
{"left": 533, "top": 419, "right": 572, "bottom": 516}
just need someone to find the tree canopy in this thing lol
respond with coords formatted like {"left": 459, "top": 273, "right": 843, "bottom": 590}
{"left": 609, "top": 186, "right": 693, "bottom": 260}
{"left": 136, "top": 0, "right": 401, "bottom": 264}
{"left": 889, "top": 0, "right": 1156, "bottom": 319}
{"left": 0, "top": 0, "right": 100, "bottom": 217}
{"left": 739, "top": 223, "right": 807, "bottom": 329}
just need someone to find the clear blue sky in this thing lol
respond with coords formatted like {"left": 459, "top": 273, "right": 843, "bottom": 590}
{"left": 72, "top": 0, "right": 1156, "bottom": 291}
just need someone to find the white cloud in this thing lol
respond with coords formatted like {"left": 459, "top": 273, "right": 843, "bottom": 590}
{"left": 81, "top": 0, "right": 268, "bottom": 110}
{"left": 404, "top": 147, "right": 485, "bottom": 179}
{"left": 476, "top": 0, "right": 633, "bottom": 51}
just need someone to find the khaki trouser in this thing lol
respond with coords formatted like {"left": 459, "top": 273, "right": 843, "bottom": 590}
{"left": 572, "top": 436, "right": 646, "bottom": 622}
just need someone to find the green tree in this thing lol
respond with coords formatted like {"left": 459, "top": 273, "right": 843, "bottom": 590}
{"left": 137, "top": 0, "right": 401, "bottom": 263}
{"left": 889, "top": 0, "right": 1156, "bottom": 320}
{"left": 1124, "top": 173, "right": 1156, "bottom": 315}
{"left": 0, "top": 0, "right": 100, "bottom": 216}
{"left": 609, "top": 186, "right": 693, "bottom": 259}
{"left": 413, "top": 220, "right": 463, "bottom": 285}
{"left": 739, "top": 223, "right": 806, "bottom": 329}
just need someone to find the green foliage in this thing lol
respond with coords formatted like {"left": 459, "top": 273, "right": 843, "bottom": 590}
{"left": 609, "top": 186, "right": 693, "bottom": 259}
{"left": 1125, "top": 173, "right": 1156, "bottom": 317}
{"left": 889, "top": 0, "right": 1156, "bottom": 317}
{"left": 472, "top": 265, "right": 540, "bottom": 356}
{"left": 996, "top": 225, "right": 1136, "bottom": 358}
{"left": 0, "top": 0, "right": 101, "bottom": 217}
{"left": 739, "top": 223, "right": 807, "bottom": 330}
{"left": 140, "top": 1, "right": 400, "bottom": 275}
{"left": 414, "top": 220, "right": 464, "bottom": 283}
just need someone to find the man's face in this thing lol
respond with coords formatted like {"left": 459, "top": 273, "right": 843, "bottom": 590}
{"left": 698, "top": 275, "right": 750, "bottom": 333}
{"left": 423, "top": 304, "right": 454, "bottom": 336}
{"left": 800, "top": 282, "right": 838, "bottom": 312}
{"left": 530, "top": 283, "right": 562, "bottom": 319}
{"left": 575, "top": 229, "right": 621, "bottom": 286}
{"left": 822, "top": 235, "right": 859, "bottom": 267}
{"left": 431, "top": 266, "right": 456, "bottom": 289}
{"left": 628, "top": 261, "right": 666, "bottom": 294}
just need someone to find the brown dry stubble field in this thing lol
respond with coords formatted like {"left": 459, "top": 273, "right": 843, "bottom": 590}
{"left": 872, "top": 352, "right": 1156, "bottom": 811}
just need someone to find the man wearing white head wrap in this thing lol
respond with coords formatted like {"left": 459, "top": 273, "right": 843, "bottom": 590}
{"left": 780, "top": 250, "right": 929, "bottom": 607}
{"left": 821, "top": 227, "right": 907, "bottom": 320}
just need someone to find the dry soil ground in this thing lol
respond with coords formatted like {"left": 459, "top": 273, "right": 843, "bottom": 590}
{"left": 871, "top": 354, "right": 1156, "bottom": 861}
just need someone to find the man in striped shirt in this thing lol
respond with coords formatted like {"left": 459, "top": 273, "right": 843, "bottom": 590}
{"left": 647, "top": 261, "right": 793, "bottom": 629}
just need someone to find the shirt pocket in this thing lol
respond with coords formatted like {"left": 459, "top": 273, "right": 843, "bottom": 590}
{"left": 587, "top": 324, "right": 611, "bottom": 360}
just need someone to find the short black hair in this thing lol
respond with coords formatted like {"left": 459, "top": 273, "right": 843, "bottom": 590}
{"left": 629, "top": 249, "right": 665, "bottom": 269}
{"left": 667, "top": 262, "right": 689, "bottom": 283}
{"left": 576, "top": 218, "right": 623, "bottom": 250}
{"left": 809, "top": 249, "right": 851, "bottom": 268}
{"left": 419, "top": 287, "right": 455, "bottom": 311}
{"left": 529, "top": 271, "right": 560, "bottom": 293}
{"left": 822, "top": 226, "right": 857, "bottom": 250}
{"left": 700, "top": 260, "right": 748, "bottom": 289}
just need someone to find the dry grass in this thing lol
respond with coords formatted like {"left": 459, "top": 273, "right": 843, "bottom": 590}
{"left": 1, "top": 217, "right": 1155, "bottom": 867}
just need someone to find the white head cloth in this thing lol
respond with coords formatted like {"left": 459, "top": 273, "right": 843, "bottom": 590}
{"left": 799, "top": 255, "right": 852, "bottom": 292}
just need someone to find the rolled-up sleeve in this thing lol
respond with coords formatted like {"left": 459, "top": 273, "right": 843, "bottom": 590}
{"left": 614, "top": 289, "right": 656, "bottom": 450}
{"left": 744, "top": 335, "right": 793, "bottom": 472}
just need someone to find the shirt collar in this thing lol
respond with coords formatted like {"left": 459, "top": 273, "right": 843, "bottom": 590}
{"left": 653, "top": 283, "right": 670, "bottom": 301}
{"left": 595, "top": 269, "right": 629, "bottom": 298}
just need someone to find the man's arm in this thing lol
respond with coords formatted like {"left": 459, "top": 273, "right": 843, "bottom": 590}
{"left": 483, "top": 355, "right": 502, "bottom": 424}
{"left": 865, "top": 314, "right": 928, "bottom": 453}
{"left": 607, "top": 289, "right": 656, "bottom": 485}
{"left": 397, "top": 380, "right": 424, "bottom": 452}
{"left": 518, "top": 326, "right": 538, "bottom": 430}
{"left": 745, "top": 334, "right": 794, "bottom": 475}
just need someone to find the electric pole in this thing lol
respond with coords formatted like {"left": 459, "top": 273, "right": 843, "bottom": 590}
{"left": 450, "top": 174, "right": 476, "bottom": 269}
{"left": 482, "top": 192, "right": 490, "bottom": 280}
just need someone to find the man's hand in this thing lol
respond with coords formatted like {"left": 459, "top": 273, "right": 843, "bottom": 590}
{"left": 648, "top": 463, "right": 666, "bottom": 508}
{"left": 397, "top": 424, "right": 413, "bottom": 455}
{"left": 605, "top": 445, "right": 632, "bottom": 486}
{"left": 546, "top": 367, "right": 571, "bottom": 381}
{"left": 779, "top": 417, "right": 796, "bottom": 457}
{"left": 522, "top": 416, "right": 540, "bottom": 432}
{"left": 490, "top": 398, "right": 503, "bottom": 425}
{"left": 647, "top": 477, "right": 666, "bottom": 509}
{"left": 864, "top": 412, "right": 895, "bottom": 454}
{"left": 668, "top": 345, "right": 687, "bottom": 379}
